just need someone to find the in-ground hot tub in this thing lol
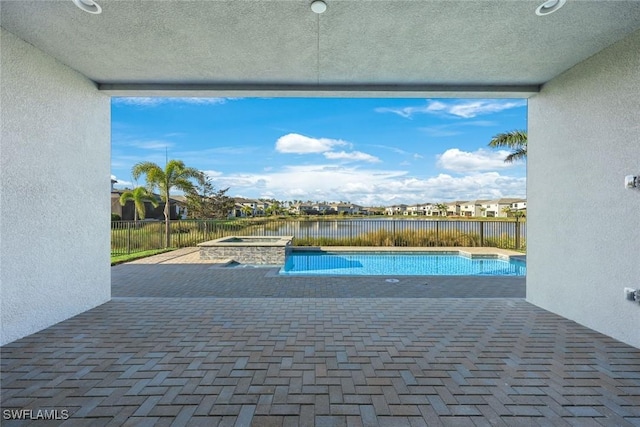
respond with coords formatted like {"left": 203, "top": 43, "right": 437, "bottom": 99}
{"left": 197, "top": 236, "right": 293, "bottom": 264}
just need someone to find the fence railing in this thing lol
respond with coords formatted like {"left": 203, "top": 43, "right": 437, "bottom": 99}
{"left": 111, "top": 218, "right": 526, "bottom": 255}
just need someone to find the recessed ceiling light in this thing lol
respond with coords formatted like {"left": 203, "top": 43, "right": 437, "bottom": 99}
{"left": 72, "top": 0, "right": 102, "bottom": 14}
{"left": 311, "top": 0, "right": 327, "bottom": 14}
{"left": 535, "top": 0, "right": 566, "bottom": 16}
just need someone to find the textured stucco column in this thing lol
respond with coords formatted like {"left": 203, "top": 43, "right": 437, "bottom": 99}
{"left": 527, "top": 29, "right": 640, "bottom": 348}
{"left": 1, "top": 28, "right": 111, "bottom": 345}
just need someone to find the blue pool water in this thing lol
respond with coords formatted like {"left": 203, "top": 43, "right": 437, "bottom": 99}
{"left": 279, "top": 251, "right": 526, "bottom": 276}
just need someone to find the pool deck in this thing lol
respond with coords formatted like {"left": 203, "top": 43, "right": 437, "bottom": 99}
{"left": 2, "top": 247, "right": 639, "bottom": 426}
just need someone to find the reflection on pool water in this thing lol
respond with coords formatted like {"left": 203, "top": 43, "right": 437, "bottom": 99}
{"left": 279, "top": 251, "right": 526, "bottom": 276}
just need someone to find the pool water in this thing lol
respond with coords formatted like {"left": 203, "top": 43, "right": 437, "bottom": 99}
{"left": 279, "top": 251, "right": 526, "bottom": 276}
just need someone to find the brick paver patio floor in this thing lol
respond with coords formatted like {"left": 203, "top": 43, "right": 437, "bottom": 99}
{"left": 2, "top": 250, "right": 639, "bottom": 426}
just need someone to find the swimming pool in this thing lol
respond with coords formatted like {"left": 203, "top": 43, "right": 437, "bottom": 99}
{"left": 279, "top": 251, "right": 526, "bottom": 276}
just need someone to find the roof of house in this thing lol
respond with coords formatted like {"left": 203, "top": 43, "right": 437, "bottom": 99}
{"left": 484, "top": 197, "right": 526, "bottom": 204}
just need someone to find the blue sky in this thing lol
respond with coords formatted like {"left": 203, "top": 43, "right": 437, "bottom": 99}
{"left": 111, "top": 98, "right": 527, "bottom": 206}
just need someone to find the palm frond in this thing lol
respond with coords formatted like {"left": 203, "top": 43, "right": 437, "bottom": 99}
{"left": 119, "top": 186, "right": 159, "bottom": 220}
{"left": 504, "top": 148, "right": 527, "bottom": 163}
{"left": 488, "top": 130, "right": 527, "bottom": 163}
{"left": 132, "top": 161, "right": 162, "bottom": 180}
{"left": 488, "top": 130, "right": 527, "bottom": 149}
{"left": 172, "top": 178, "right": 197, "bottom": 194}
{"left": 118, "top": 191, "right": 134, "bottom": 205}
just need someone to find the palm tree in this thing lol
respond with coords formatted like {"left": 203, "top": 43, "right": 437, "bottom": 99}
{"left": 118, "top": 186, "right": 159, "bottom": 223}
{"left": 132, "top": 160, "right": 200, "bottom": 248}
{"left": 241, "top": 205, "right": 253, "bottom": 218}
{"left": 265, "top": 202, "right": 281, "bottom": 217}
{"left": 488, "top": 130, "right": 527, "bottom": 163}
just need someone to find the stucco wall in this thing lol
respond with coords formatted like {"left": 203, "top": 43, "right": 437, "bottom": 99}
{"left": 0, "top": 28, "right": 111, "bottom": 345}
{"left": 528, "top": 30, "right": 640, "bottom": 348}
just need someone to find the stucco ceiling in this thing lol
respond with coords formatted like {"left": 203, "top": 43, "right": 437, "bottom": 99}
{"left": 1, "top": 0, "right": 640, "bottom": 97}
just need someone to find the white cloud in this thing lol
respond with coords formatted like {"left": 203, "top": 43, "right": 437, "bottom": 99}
{"left": 447, "top": 100, "right": 526, "bottom": 118}
{"left": 112, "top": 97, "right": 231, "bottom": 107}
{"left": 369, "top": 144, "right": 424, "bottom": 162}
{"left": 207, "top": 164, "right": 525, "bottom": 206}
{"left": 323, "top": 151, "right": 381, "bottom": 163}
{"left": 374, "top": 105, "right": 430, "bottom": 119}
{"left": 377, "top": 99, "right": 526, "bottom": 119}
{"left": 436, "top": 148, "right": 514, "bottom": 172}
{"left": 275, "top": 133, "right": 349, "bottom": 154}
{"left": 275, "top": 134, "right": 381, "bottom": 164}
{"left": 202, "top": 170, "right": 223, "bottom": 178}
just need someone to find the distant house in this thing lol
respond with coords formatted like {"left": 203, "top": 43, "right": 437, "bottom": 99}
{"left": 385, "top": 204, "right": 407, "bottom": 215}
{"left": 170, "top": 195, "right": 189, "bottom": 219}
{"left": 511, "top": 199, "right": 527, "bottom": 212}
{"left": 481, "top": 198, "right": 524, "bottom": 218}
{"left": 330, "top": 202, "right": 363, "bottom": 215}
{"left": 406, "top": 204, "right": 433, "bottom": 216}
{"left": 446, "top": 201, "right": 463, "bottom": 217}
{"left": 418, "top": 203, "right": 434, "bottom": 216}
{"left": 312, "top": 202, "right": 332, "bottom": 214}
{"left": 405, "top": 205, "right": 420, "bottom": 216}
{"left": 460, "top": 200, "right": 489, "bottom": 217}
{"left": 232, "top": 198, "right": 266, "bottom": 217}
{"left": 255, "top": 199, "right": 272, "bottom": 216}
{"left": 364, "top": 206, "right": 384, "bottom": 215}
{"left": 290, "top": 202, "right": 315, "bottom": 215}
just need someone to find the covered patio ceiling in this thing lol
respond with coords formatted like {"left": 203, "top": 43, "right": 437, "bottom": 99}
{"left": 2, "top": 0, "right": 640, "bottom": 98}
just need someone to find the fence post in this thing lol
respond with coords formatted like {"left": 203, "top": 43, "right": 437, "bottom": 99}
{"left": 479, "top": 221, "right": 484, "bottom": 247}
{"left": 515, "top": 219, "right": 521, "bottom": 250}
{"left": 126, "top": 221, "right": 131, "bottom": 255}
{"left": 392, "top": 220, "right": 396, "bottom": 246}
{"left": 350, "top": 220, "right": 356, "bottom": 245}
{"left": 436, "top": 221, "right": 439, "bottom": 246}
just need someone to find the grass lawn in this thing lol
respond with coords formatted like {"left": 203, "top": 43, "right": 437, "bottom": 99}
{"left": 111, "top": 248, "right": 176, "bottom": 266}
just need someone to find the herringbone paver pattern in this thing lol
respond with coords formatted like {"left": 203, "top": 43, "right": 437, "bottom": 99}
{"left": 2, "top": 296, "right": 639, "bottom": 426}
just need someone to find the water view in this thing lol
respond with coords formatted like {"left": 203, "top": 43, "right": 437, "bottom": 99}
{"left": 252, "top": 218, "right": 526, "bottom": 241}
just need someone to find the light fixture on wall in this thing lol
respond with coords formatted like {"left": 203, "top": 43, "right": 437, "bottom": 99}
{"left": 625, "top": 175, "right": 638, "bottom": 189}
{"left": 72, "top": 0, "right": 102, "bottom": 14}
{"left": 311, "top": 0, "right": 327, "bottom": 14}
{"left": 535, "top": 0, "right": 566, "bottom": 16}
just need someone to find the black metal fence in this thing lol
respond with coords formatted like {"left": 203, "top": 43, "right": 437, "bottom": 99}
{"left": 111, "top": 218, "right": 526, "bottom": 255}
